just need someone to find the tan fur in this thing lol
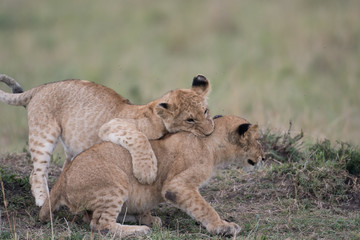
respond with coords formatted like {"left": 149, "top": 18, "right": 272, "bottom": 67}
{"left": 39, "top": 115, "right": 264, "bottom": 237}
{"left": 0, "top": 74, "right": 214, "bottom": 207}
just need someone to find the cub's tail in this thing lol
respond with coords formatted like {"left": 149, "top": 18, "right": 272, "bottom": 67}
{"left": 0, "top": 74, "right": 24, "bottom": 93}
{"left": 0, "top": 74, "right": 37, "bottom": 106}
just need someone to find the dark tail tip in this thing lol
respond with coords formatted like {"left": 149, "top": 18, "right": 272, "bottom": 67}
{"left": 0, "top": 74, "right": 24, "bottom": 93}
{"left": 12, "top": 86, "right": 24, "bottom": 94}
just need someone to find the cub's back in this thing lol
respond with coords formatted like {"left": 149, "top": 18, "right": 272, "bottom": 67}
{"left": 28, "top": 80, "right": 130, "bottom": 114}
{"left": 27, "top": 80, "right": 131, "bottom": 155}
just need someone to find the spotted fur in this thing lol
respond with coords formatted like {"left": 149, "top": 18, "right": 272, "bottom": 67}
{"left": 39, "top": 115, "right": 264, "bottom": 237}
{"left": 0, "top": 74, "right": 214, "bottom": 207}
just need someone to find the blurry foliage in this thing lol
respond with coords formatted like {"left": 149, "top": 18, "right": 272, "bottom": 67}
{"left": 310, "top": 140, "right": 360, "bottom": 177}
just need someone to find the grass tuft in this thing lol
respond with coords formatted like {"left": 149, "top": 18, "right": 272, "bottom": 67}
{"left": 261, "top": 122, "right": 304, "bottom": 163}
{"left": 310, "top": 140, "right": 360, "bottom": 177}
{"left": 262, "top": 130, "right": 360, "bottom": 208}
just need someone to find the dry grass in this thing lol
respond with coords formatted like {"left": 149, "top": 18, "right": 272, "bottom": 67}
{"left": 0, "top": 129, "right": 359, "bottom": 239}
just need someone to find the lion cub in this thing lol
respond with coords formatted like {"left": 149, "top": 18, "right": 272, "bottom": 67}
{"left": 39, "top": 115, "right": 264, "bottom": 237}
{"left": 0, "top": 74, "right": 214, "bottom": 207}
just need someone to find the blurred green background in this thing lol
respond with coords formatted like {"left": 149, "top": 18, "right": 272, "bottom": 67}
{"left": 0, "top": 0, "right": 359, "bottom": 153}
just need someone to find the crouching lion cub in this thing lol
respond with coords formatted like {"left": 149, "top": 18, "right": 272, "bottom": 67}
{"left": 39, "top": 115, "right": 264, "bottom": 237}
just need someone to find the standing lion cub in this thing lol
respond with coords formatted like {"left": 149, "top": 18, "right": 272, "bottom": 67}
{"left": 0, "top": 74, "right": 214, "bottom": 207}
{"left": 39, "top": 115, "right": 264, "bottom": 237}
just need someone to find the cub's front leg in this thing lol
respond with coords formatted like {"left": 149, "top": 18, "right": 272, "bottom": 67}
{"left": 162, "top": 184, "right": 241, "bottom": 236}
{"left": 98, "top": 118, "right": 157, "bottom": 184}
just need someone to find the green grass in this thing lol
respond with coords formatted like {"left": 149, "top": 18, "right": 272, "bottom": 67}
{"left": 1, "top": 1, "right": 360, "bottom": 153}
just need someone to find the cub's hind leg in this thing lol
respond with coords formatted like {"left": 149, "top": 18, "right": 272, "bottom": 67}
{"left": 99, "top": 118, "right": 158, "bottom": 184}
{"left": 28, "top": 115, "right": 60, "bottom": 207}
{"left": 39, "top": 171, "right": 65, "bottom": 222}
{"left": 89, "top": 189, "right": 151, "bottom": 237}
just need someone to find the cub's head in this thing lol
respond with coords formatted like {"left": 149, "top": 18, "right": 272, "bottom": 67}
{"left": 215, "top": 115, "right": 265, "bottom": 168}
{"left": 155, "top": 75, "right": 214, "bottom": 137}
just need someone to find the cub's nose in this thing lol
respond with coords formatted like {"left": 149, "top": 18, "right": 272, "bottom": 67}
{"left": 247, "top": 159, "right": 255, "bottom": 166}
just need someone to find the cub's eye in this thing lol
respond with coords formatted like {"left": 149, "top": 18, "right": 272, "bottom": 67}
{"left": 186, "top": 118, "right": 195, "bottom": 123}
{"left": 204, "top": 109, "right": 209, "bottom": 115}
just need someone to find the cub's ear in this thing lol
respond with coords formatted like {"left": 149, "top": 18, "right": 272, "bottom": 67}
{"left": 238, "top": 123, "right": 259, "bottom": 136}
{"left": 229, "top": 123, "right": 258, "bottom": 144}
{"left": 158, "top": 103, "right": 169, "bottom": 109}
{"left": 237, "top": 123, "right": 251, "bottom": 136}
{"left": 229, "top": 123, "right": 250, "bottom": 144}
{"left": 191, "top": 75, "right": 211, "bottom": 97}
{"left": 155, "top": 102, "right": 173, "bottom": 120}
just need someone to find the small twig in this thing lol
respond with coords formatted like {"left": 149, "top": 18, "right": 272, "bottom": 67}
{"left": 12, "top": 215, "right": 16, "bottom": 239}
{"left": 270, "top": 158, "right": 283, "bottom": 165}
{"left": 116, "top": 206, "right": 128, "bottom": 239}
{"left": 24, "top": 210, "right": 35, "bottom": 223}
{"left": 0, "top": 172, "right": 15, "bottom": 238}
{"left": 176, "top": 218, "right": 179, "bottom": 236}
{"left": 90, "top": 228, "right": 94, "bottom": 240}
{"left": 44, "top": 176, "right": 54, "bottom": 240}
{"left": 232, "top": 232, "right": 237, "bottom": 240}
{"left": 64, "top": 218, "right": 72, "bottom": 236}
{"left": 246, "top": 215, "right": 260, "bottom": 238}
{"left": 70, "top": 215, "right": 77, "bottom": 226}
{"left": 287, "top": 120, "right": 293, "bottom": 136}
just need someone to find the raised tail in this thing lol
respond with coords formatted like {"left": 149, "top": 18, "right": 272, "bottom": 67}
{"left": 0, "top": 74, "right": 24, "bottom": 93}
{"left": 0, "top": 74, "right": 35, "bottom": 106}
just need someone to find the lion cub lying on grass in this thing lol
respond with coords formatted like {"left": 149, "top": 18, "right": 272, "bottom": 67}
{"left": 40, "top": 115, "right": 264, "bottom": 237}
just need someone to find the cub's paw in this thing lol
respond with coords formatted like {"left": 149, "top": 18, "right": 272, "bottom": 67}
{"left": 133, "top": 166, "right": 157, "bottom": 185}
{"left": 139, "top": 214, "right": 162, "bottom": 227}
{"left": 39, "top": 206, "right": 51, "bottom": 222}
{"left": 132, "top": 155, "right": 158, "bottom": 185}
{"left": 133, "top": 225, "right": 152, "bottom": 235}
{"left": 35, "top": 196, "right": 46, "bottom": 207}
{"left": 207, "top": 221, "right": 241, "bottom": 236}
{"left": 118, "top": 225, "right": 152, "bottom": 238}
{"left": 150, "top": 216, "right": 162, "bottom": 228}
{"left": 30, "top": 171, "right": 47, "bottom": 207}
